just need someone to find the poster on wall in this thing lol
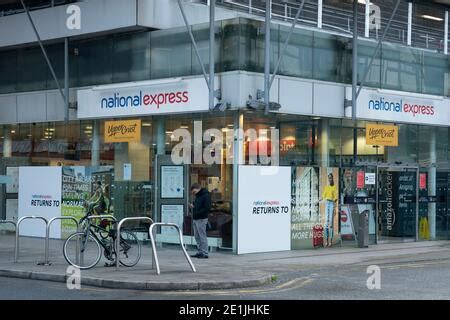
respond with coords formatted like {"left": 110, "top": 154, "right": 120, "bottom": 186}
{"left": 161, "top": 205, "right": 184, "bottom": 237}
{"left": 161, "top": 166, "right": 184, "bottom": 199}
{"left": 291, "top": 167, "right": 340, "bottom": 249}
{"left": 18, "top": 167, "right": 62, "bottom": 238}
{"left": 291, "top": 167, "right": 320, "bottom": 249}
{"left": 61, "top": 166, "right": 114, "bottom": 237}
{"left": 319, "top": 168, "right": 340, "bottom": 246}
{"left": 238, "top": 166, "right": 291, "bottom": 254}
{"left": 6, "top": 167, "right": 19, "bottom": 193}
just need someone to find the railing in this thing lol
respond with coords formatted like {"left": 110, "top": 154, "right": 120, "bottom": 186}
{"left": 149, "top": 223, "right": 196, "bottom": 275}
{"left": 43, "top": 216, "right": 79, "bottom": 266}
{"left": 15, "top": 216, "right": 48, "bottom": 263}
{"left": 115, "top": 217, "right": 154, "bottom": 270}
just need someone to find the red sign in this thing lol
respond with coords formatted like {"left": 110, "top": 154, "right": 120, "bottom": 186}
{"left": 357, "top": 171, "right": 365, "bottom": 189}
{"left": 420, "top": 173, "right": 427, "bottom": 190}
{"left": 341, "top": 211, "right": 348, "bottom": 223}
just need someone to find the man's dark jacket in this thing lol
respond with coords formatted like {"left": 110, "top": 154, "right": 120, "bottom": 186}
{"left": 193, "top": 188, "right": 211, "bottom": 220}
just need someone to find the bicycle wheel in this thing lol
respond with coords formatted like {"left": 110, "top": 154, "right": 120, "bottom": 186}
{"left": 63, "top": 232, "right": 102, "bottom": 270}
{"left": 118, "top": 230, "right": 141, "bottom": 267}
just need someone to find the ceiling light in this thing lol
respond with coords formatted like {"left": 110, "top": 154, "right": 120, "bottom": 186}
{"left": 165, "top": 131, "right": 173, "bottom": 134}
{"left": 10, "top": 130, "right": 15, "bottom": 134}
{"left": 142, "top": 122, "right": 151, "bottom": 127}
{"left": 421, "top": 15, "right": 443, "bottom": 22}
{"left": 180, "top": 125, "right": 189, "bottom": 129}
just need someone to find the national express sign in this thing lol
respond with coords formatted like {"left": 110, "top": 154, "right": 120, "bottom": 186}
{"left": 357, "top": 89, "right": 450, "bottom": 126}
{"left": 77, "top": 78, "right": 210, "bottom": 119}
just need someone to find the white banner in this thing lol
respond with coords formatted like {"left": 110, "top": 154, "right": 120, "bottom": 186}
{"left": 77, "top": 77, "right": 210, "bottom": 119}
{"left": 18, "top": 167, "right": 62, "bottom": 238}
{"left": 237, "top": 166, "right": 291, "bottom": 254}
{"left": 356, "top": 89, "right": 449, "bottom": 126}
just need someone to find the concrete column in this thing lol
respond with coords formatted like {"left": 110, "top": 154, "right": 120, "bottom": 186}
{"left": 232, "top": 112, "right": 244, "bottom": 254}
{"left": 407, "top": 2, "right": 412, "bottom": 46}
{"left": 320, "top": 119, "right": 329, "bottom": 167}
{"left": 365, "top": 0, "right": 370, "bottom": 38}
{"left": 317, "top": 0, "right": 323, "bottom": 28}
{"left": 155, "top": 118, "right": 166, "bottom": 156}
{"left": 3, "top": 127, "right": 12, "bottom": 158}
{"left": 91, "top": 120, "right": 100, "bottom": 166}
{"left": 428, "top": 127, "right": 437, "bottom": 240}
{"left": 445, "top": 11, "right": 448, "bottom": 54}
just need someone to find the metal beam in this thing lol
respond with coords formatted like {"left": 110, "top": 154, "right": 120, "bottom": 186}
{"left": 177, "top": 0, "right": 210, "bottom": 90}
{"left": 20, "top": 0, "right": 66, "bottom": 104}
{"left": 269, "top": 0, "right": 306, "bottom": 89}
{"left": 352, "top": 0, "right": 358, "bottom": 122}
{"left": 356, "top": 0, "right": 402, "bottom": 100}
{"left": 209, "top": 0, "right": 215, "bottom": 110}
{"left": 64, "top": 37, "right": 69, "bottom": 124}
{"left": 264, "top": 0, "right": 271, "bottom": 115}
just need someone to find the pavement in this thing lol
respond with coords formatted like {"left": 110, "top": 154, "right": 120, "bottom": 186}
{"left": 1, "top": 231, "right": 450, "bottom": 291}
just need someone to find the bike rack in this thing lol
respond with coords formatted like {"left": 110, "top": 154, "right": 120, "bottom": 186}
{"left": 115, "top": 217, "right": 154, "bottom": 270}
{"left": 42, "top": 216, "right": 79, "bottom": 266}
{"left": 15, "top": 216, "right": 48, "bottom": 263}
{"left": 149, "top": 222, "right": 196, "bottom": 275}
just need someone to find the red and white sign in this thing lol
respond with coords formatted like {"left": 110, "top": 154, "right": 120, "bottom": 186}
{"left": 420, "top": 173, "right": 427, "bottom": 190}
{"left": 357, "top": 171, "right": 365, "bottom": 189}
{"left": 77, "top": 77, "right": 210, "bottom": 119}
{"left": 356, "top": 88, "right": 449, "bottom": 126}
{"left": 340, "top": 206, "right": 354, "bottom": 237}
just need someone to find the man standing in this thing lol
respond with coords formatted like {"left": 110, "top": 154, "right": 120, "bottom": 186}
{"left": 190, "top": 183, "right": 211, "bottom": 259}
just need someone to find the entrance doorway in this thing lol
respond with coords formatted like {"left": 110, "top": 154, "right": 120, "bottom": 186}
{"left": 376, "top": 166, "right": 419, "bottom": 243}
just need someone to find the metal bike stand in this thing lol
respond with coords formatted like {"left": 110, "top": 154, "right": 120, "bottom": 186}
{"left": 149, "top": 222, "right": 196, "bottom": 275}
{"left": 42, "top": 216, "right": 79, "bottom": 266}
{"left": 115, "top": 217, "right": 154, "bottom": 270}
{"left": 15, "top": 216, "right": 48, "bottom": 263}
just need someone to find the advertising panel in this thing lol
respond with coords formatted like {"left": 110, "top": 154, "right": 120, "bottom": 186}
{"left": 77, "top": 78, "right": 210, "bottom": 119}
{"left": 18, "top": 167, "right": 62, "bottom": 238}
{"left": 365, "top": 123, "right": 399, "bottom": 147}
{"left": 104, "top": 119, "right": 141, "bottom": 143}
{"left": 238, "top": 166, "right": 291, "bottom": 254}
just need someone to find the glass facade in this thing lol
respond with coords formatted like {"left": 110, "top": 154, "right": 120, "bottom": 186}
{"left": 1, "top": 18, "right": 450, "bottom": 97}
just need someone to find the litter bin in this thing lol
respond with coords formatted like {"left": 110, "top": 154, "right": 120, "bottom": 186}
{"left": 357, "top": 210, "right": 369, "bottom": 248}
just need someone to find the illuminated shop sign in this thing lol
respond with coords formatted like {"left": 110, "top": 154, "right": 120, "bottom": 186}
{"left": 357, "top": 89, "right": 449, "bottom": 126}
{"left": 77, "top": 78, "right": 210, "bottom": 119}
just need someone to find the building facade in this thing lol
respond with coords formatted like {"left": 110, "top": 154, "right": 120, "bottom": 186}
{"left": 0, "top": 0, "right": 449, "bottom": 253}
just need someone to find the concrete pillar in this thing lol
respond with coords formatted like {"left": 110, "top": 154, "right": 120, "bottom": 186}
{"left": 232, "top": 112, "right": 244, "bottom": 254}
{"left": 91, "top": 120, "right": 100, "bottom": 166}
{"left": 317, "top": 0, "right": 323, "bottom": 29}
{"left": 428, "top": 127, "right": 437, "bottom": 240}
{"left": 155, "top": 118, "right": 166, "bottom": 156}
{"left": 365, "top": 0, "right": 370, "bottom": 38}
{"left": 407, "top": 2, "right": 412, "bottom": 46}
{"left": 3, "top": 126, "right": 12, "bottom": 158}
{"left": 320, "top": 119, "right": 329, "bottom": 167}
{"left": 445, "top": 11, "right": 448, "bottom": 54}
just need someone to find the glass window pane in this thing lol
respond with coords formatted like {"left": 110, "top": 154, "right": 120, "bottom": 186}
{"left": 112, "top": 32, "right": 151, "bottom": 83}
{"left": 150, "top": 27, "right": 191, "bottom": 79}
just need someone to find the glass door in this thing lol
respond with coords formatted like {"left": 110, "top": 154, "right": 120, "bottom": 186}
{"left": 377, "top": 166, "right": 418, "bottom": 243}
{"left": 341, "top": 166, "right": 377, "bottom": 246}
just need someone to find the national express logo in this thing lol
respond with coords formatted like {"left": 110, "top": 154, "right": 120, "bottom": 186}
{"left": 368, "top": 97, "right": 435, "bottom": 117}
{"left": 100, "top": 90, "right": 189, "bottom": 109}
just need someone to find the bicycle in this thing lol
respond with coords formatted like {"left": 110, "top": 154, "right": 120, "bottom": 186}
{"left": 63, "top": 212, "right": 141, "bottom": 270}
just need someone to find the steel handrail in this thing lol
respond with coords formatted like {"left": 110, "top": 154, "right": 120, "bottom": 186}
{"left": 44, "top": 216, "right": 79, "bottom": 265}
{"left": 115, "top": 217, "right": 154, "bottom": 270}
{"left": 15, "top": 216, "right": 48, "bottom": 263}
{"left": 149, "top": 222, "right": 196, "bottom": 275}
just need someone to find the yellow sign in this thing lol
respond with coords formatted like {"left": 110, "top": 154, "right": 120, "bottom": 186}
{"left": 104, "top": 120, "right": 141, "bottom": 143}
{"left": 366, "top": 123, "right": 398, "bottom": 147}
